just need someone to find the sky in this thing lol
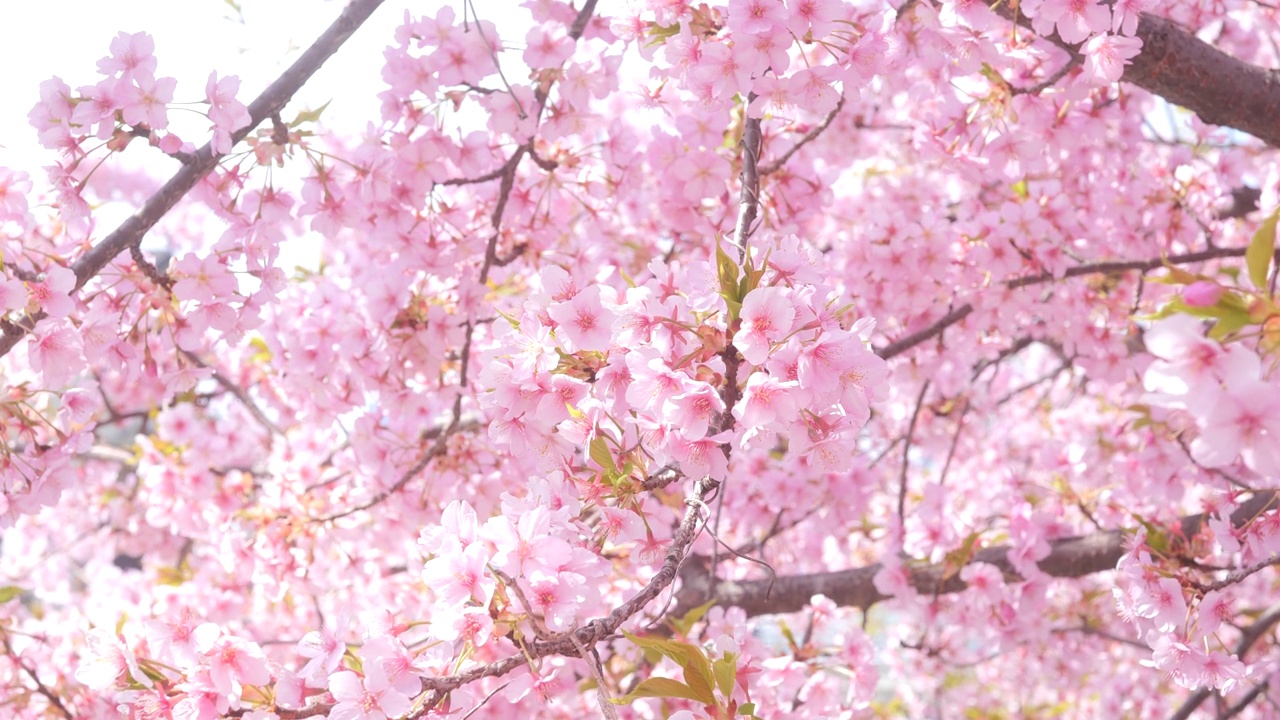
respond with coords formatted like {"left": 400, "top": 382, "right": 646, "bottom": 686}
{"left": 0, "top": 0, "right": 440, "bottom": 178}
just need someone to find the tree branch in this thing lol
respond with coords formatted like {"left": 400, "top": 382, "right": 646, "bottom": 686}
{"left": 994, "top": 4, "right": 1280, "bottom": 148}
{"left": 0, "top": 0, "right": 386, "bottom": 358}
{"left": 877, "top": 246, "right": 1250, "bottom": 359}
{"left": 673, "top": 491, "right": 1278, "bottom": 619}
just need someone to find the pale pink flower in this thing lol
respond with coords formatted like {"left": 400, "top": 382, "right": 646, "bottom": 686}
{"left": 524, "top": 571, "right": 582, "bottom": 631}
{"left": 328, "top": 669, "right": 412, "bottom": 720}
{"left": 172, "top": 253, "right": 238, "bottom": 304}
{"left": 1195, "top": 589, "right": 1233, "bottom": 637}
{"left": 1190, "top": 380, "right": 1280, "bottom": 474}
{"left": 297, "top": 615, "right": 349, "bottom": 688}
{"left": 97, "top": 32, "right": 158, "bottom": 79}
{"left": 26, "top": 264, "right": 76, "bottom": 318}
{"left": 728, "top": 0, "right": 789, "bottom": 35}
{"left": 421, "top": 540, "right": 496, "bottom": 606}
{"left": 1082, "top": 34, "right": 1143, "bottom": 84}
{"left": 28, "top": 321, "right": 85, "bottom": 387}
{"left": 432, "top": 605, "right": 495, "bottom": 647}
{"left": 734, "top": 373, "right": 798, "bottom": 431}
{"left": 524, "top": 23, "right": 573, "bottom": 68}
{"left": 205, "top": 72, "right": 250, "bottom": 154}
{"left": 0, "top": 275, "right": 26, "bottom": 312}
{"left": 1034, "top": 0, "right": 1111, "bottom": 44}
{"left": 199, "top": 634, "right": 270, "bottom": 696}
{"left": 75, "top": 629, "right": 153, "bottom": 691}
{"left": 548, "top": 285, "right": 616, "bottom": 352}
{"left": 120, "top": 72, "right": 176, "bottom": 129}
{"left": 1134, "top": 577, "right": 1188, "bottom": 633}
{"left": 663, "top": 383, "right": 725, "bottom": 441}
{"left": 736, "top": 287, "right": 796, "bottom": 365}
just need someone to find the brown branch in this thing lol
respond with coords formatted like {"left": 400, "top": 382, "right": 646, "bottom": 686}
{"left": 731, "top": 108, "right": 763, "bottom": 259}
{"left": 3, "top": 635, "right": 73, "bottom": 719}
{"left": 877, "top": 246, "right": 1251, "bottom": 359}
{"left": 180, "top": 349, "right": 284, "bottom": 437}
{"left": 672, "top": 491, "right": 1278, "bottom": 619}
{"left": 252, "top": 475, "right": 717, "bottom": 719}
{"left": 310, "top": 413, "right": 475, "bottom": 523}
{"left": 759, "top": 95, "right": 845, "bottom": 176}
{"left": 0, "top": 0, "right": 386, "bottom": 358}
{"left": 994, "top": 4, "right": 1280, "bottom": 148}
{"left": 897, "top": 380, "right": 930, "bottom": 522}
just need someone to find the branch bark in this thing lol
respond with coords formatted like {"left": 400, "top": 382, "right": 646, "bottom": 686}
{"left": 674, "top": 491, "right": 1277, "bottom": 619}
{"left": 994, "top": 4, "right": 1280, "bottom": 148}
{"left": 0, "top": 0, "right": 387, "bottom": 358}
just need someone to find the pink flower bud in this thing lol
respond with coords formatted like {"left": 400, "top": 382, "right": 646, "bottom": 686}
{"left": 1182, "top": 281, "right": 1223, "bottom": 307}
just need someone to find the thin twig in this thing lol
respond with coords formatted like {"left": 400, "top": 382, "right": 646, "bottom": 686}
{"left": 877, "top": 246, "right": 1251, "bottom": 359}
{"left": 897, "top": 381, "right": 930, "bottom": 522}
{"left": 0, "top": 0, "right": 387, "bottom": 358}
{"left": 759, "top": 95, "right": 845, "bottom": 175}
{"left": 180, "top": 349, "right": 284, "bottom": 436}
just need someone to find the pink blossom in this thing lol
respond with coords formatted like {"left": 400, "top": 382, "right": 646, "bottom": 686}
{"left": 736, "top": 287, "right": 796, "bottom": 365}
{"left": 120, "top": 72, "right": 176, "bottom": 129}
{"left": 1190, "top": 380, "right": 1280, "bottom": 475}
{"left": 734, "top": 373, "right": 798, "bottom": 432}
{"left": 421, "top": 540, "right": 496, "bottom": 606}
{"left": 1111, "top": 0, "right": 1147, "bottom": 35}
{"left": 432, "top": 605, "right": 495, "bottom": 647}
{"left": 728, "top": 0, "right": 789, "bottom": 35}
{"left": 74, "top": 629, "right": 153, "bottom": 691}
{"left": 205, "top": 72, "right": 250, "bottom": 154}
{"left": 297, "top": 615, "right": 349, "bottom": 688}
{"left": 172, "top": 253, "right": 238, "bottom": 304}
{"left": 26, "top": 264, "right": 76, "bottom": 318}
{"left": 1081, "top": 34, "right": 1143, "bottom": 84}
{"left": 524, "top": 22, "right": 573, "bottom": 68}
{"left": 97, "top": 32, "right": 158, "bottom": 79}
{"left": 199, "top": 634, "right": 270, "bottom": 696}
{"left": 28, "top": 321, "right": 85, "bottom": 387}
{"left": 1033, "top": 0, "right": 1111, "bottom": 45}
{"left": 547, "top": 285, "right": 616, "bottom": 352}
{"left": 1134, "top": 577, "right": 1188, "bottom": 633}
{"left": 663, "top": 382, "right": 725, "bottom": 440}
{"left": 328, "top": 670, "right": 412, "bottom": 720}
{"left": 0, "top": 275, "right": 26, "bottom": 312}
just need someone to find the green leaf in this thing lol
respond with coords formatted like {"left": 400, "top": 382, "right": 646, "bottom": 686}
{"left": 644, "top": 22, "right": 681, "bottom": 47}
{"left": 716, "top": 239, "right": 743, "bottom": 323}
{"left": 290, "top": 99, "right": 332, "bottom": 128}
{"left": 667, "top": 598, "right": 717, "bottom": 637}
{"left": 738, "top": 702, "right": 757, "bottom": 716}
{"left": 0, "top": 586, "right": 23, "bottom": 603}
{"left": 589, "top": 436, "right": 617, "bottom": 475}
{"left": 1207, "top": 306, "right": 1253, "bottom": 339}
{"left": 712, "top": 652, "right": 737, "bottom": 698}
{"left": 1248, "top": 208, "right": 1279, "bottom": 291}
{"left": 621, "top": 631, "right": 717, "bottom": 704}
{"left": 611, "top": 676, "right": 708, "bottom": 704}
{"left": 1151, "top": 265, "right": 1201, "bottom": 286}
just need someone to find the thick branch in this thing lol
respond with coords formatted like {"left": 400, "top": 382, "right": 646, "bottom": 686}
{"left": 0, "top": 0, "right": 386, "bottom": 358}
{"left": 674, "top": 491, "right": 1277, "bottom": 619}
{"left": 994, "top": 4, "right": 1280, "bottom": 148}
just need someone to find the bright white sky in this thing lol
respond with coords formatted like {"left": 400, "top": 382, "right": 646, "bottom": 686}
{"left": 0, "top": 0, "right": 450, "bottom": 179}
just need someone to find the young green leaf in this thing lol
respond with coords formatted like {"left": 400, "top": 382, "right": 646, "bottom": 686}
{"left": 611, "top": 677, "right": 709, "bottom": 704}
{"left": 1247, "top": 208, "right": 1279, "bottom": 291}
